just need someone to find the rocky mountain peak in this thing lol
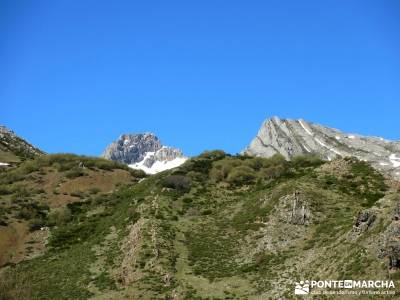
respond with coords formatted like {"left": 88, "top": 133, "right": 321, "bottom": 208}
{"left": 102, "top": 133, "right": 187, "bottom": 174}
{"left": 244, "top": 116, "right": 400, "bottom": 180}
{"left": 102, "top": 133, "right": 162, "bottom": 164}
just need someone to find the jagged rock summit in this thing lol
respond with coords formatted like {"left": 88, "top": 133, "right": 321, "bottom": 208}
{"left": 102, "top": 133, "right": 187, "bottom": 174}
{"left": 244, "top": 116, "right": 400, "bottom": 180}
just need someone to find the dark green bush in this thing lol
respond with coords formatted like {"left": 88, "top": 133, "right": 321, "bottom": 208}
{"left": 261, "top": 164, "right": 286, "bottom": 180}
{"left": 182, "top": 158, "right": 213, "bottom": 174}
{"left": 46, "top": 207, "right": 72, "bottom": 227}
{"left": 291, "top": 155, "right": 323, "bottom": 168}
{"left": 162, "top": 175, "right": 191, "bottom": 192}
{"left": 129, "top": 168, "right": 147, "bottom": 178}
{"left": 49, "top": 222, "right": 96, "bottom": 248}
{"left": 262, "top": 154, "right": 286, "bottom": 167}
{"left": 226, "top": 166, "right": 256, "bottom": 185}
{"left": 0, "top": 185, "right": 12, "bottom": 195}
{"left": 198, "top": 150, "right": 227, "bottom": 160}
{"left": 243, "top": 157, "right": 265, "bottom": 171}
{"left": 209, "top": 158, "right": 242, "bottom": 182}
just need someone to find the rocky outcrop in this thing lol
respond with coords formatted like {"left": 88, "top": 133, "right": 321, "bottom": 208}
{"left": 275, "top": 191, "right": 311, "bottom": 225}
{"left": 352, "top": 211, "right": 376, "bottom": 236}
{"left": 243, "top": 116, "right": 400, "bottom": 180}
{"left": 289, "top": 191, "right": 311, "bottom": 225}
{"left": 378, "top": 200, "right": 400, "bottom": 269}
{"left": 140, "top": 147, "right": 185, "bottom": 168}
{"left": 0, "top": 125, "right": 44, "bottom": 162}
{"left": 102, "top": 133, "right": 187, "bottom": 174}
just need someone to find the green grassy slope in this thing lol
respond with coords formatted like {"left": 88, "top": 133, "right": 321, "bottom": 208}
{"left": 1, "top": 152, "right": 400, "bottom": 299}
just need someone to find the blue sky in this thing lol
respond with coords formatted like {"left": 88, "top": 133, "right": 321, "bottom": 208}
{"left": 1, "top": 0, "right": 399, "bottom": 156}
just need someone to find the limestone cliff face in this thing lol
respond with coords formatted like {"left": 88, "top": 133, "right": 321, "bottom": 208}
{"left": 244, "top": 116, "right": 400, "bottom": 180}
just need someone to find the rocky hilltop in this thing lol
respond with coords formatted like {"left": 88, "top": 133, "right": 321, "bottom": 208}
{"left": 0, "top": 125, "right": 44, "bottom": 164}
{"left": 102, "top": 133, "right": 187, "bottom": 174}
{"left": 244, "top": 116, "right": 400, "bottom": 180}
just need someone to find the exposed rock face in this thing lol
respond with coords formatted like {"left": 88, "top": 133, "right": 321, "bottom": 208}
{"left": 378, "top": 199, "right": 400, "bottom": 269}
{"left": 102, "top": 133, "right": 161, "bottom": 164}
{"left": 352, "top": 210, "right": 376, "bottom": 235}
{"left": 289, "top": 191, "right": 311, "bottom": 225}
{"left": 102, "top": 133, "right": 187, "bottom": 174}
{"left": 243, "top": 116, "right": 400, "bottom": 180}
{"left": 0, "top": 125, "right": 44, "bottom": 162}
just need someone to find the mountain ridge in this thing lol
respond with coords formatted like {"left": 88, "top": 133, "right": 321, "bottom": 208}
{"left": 244, "top": 116, "right": 400, "bottom": 180}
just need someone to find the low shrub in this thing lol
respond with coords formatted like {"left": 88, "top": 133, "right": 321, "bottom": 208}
{"left": 261, "top": 165, "right": 287, "bottom": 180}
{"left": 65, "top": 167, "right": 85, "bottom": 179}
{"left": 209, "top": 158, "right": 242, "bottom": 183}
{"left": 291, "top": 155, "right": 323, "bottom": 168}
{"left": 0, "top": 185, "right": 12, "bottom": 195}
{"left": 198, "top": 150, "right": 227, "bottom": 160}
{"left": 47, "top": 207, "right": 72, "bottom": 227}
{"left": 28, "top": 218, "right": 45, "bottom": 232}
{"left": 226, "top": 166, "right": 256, "bottom": 185}
{"left": 162, "top": 175, "right": 191, "bottom": 192}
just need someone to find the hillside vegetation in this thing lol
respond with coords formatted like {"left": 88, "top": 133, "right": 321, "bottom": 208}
{"left": 1, "top": 151, "right": 400, "bottom": 299}
{"left": 0, "top": 154, "right": 145, "bottom": 268}
{"left": 0, "top": 127, "right": 44, "bottom": 163}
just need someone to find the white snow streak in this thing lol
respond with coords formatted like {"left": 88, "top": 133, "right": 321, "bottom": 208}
{"left": 314, "top": 138, "right": 342, "bottom": 156}
{"left": 0, "top": 162, "right": 9, "bottom": 166}
{"left": 299, "top": 120, "right": 342, "bottom": 156}
{"left": 302, "top": 144, "right": 311, "bottom": 153}
{"left": 129, "top": 151, "right": 187, "bottom": 174}
{"left": 389, "top": 154, "right": 400, "bottom": 168}
{"left": 299, "top": 120, "right": 313, "bottom": 136}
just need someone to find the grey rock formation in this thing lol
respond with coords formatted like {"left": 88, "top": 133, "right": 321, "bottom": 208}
{"left": 352, "top": 210, "right": 376, "bottom": 235}
{"left": 378, "top": 200, "right": 400, "bottom": 269}
{"left": 289, "top": 191, "right": 311, "bottom": 225}
{"left": 101, "top": 133, "right": 187, "bottom": 173}
{"left": 243, "top": 116, "right": 400, "bottom": 180}
{"left": 102, "top": 133, "right": 161, "bottom": 164}
{"left": 141, "top": 146, "right": 185, "bottom": 168}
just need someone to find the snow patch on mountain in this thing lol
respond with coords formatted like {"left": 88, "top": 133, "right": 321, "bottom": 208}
{"left": 390, "top": 154, "right": 400, "bottom": 168}
{"left": 130, "top": 154, "right": 187, "bottom": 174}
{"left": 299, "top": 120, "right": 313, "bottom": 136}
{"left": 102, "top": 133, "right": 188, "bottom": 174}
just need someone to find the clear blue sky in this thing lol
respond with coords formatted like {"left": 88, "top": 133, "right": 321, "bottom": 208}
{"left": 1, "top": 0, "right": 399, "bottom": 156}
